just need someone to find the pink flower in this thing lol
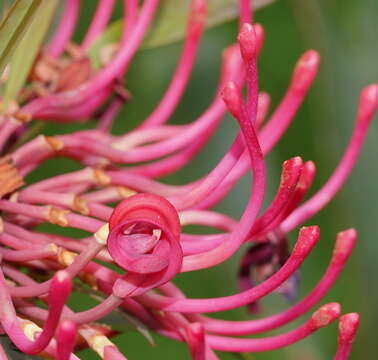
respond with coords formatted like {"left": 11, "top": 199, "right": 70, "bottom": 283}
{"left": 0, "top": 0, "right": 376, "bottom": 359}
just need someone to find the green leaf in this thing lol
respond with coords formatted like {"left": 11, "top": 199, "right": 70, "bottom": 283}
{"left": 0, "top": 0, "right": 42, "bottom": 78}
{"left": 88, "top": 0, "right": 274, "bottom": 67}
{"left": 2, "top": 0, "right": 58, "bottom": 108}
{"left": 143, "top": 0, "right": 274, "bottom": 49}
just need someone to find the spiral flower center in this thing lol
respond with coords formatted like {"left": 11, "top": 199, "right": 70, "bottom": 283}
{"left": 107, "top": 193, "right": 182, "bottom": 297}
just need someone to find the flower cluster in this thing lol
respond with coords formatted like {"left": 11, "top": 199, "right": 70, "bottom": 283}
{"left": 0, "top": 1, "right": 377, "bottom": 359}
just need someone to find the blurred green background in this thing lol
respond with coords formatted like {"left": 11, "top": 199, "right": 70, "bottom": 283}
{"left": 6, "top": 0, "right": 378, "bottom": 359}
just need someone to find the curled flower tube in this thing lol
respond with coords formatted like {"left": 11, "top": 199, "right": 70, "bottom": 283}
{"left": 0, "top": 268, "right": 71, "bottom": 354}
{"left": 108, "top": 193, "right": 183, "bottom": 297}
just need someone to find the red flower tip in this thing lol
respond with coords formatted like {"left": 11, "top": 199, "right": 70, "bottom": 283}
{"left": 221, "top": 44, "right": 243, "bottom": 81}
{"left": 189, "top": 0, "right": 208, "bottom": 36}
{"left": 310, "top": 302, "right": 341, "bottom": 330}
{"left": 254, "top": 23, "right": 265, "bottom": 55}
{"left": 280, "top": 156, "right": 303, "bottom": 187}
{"left": 334, "top": 313, "right": 359, "bottom": 360}
{"left": 338, "top": 313, "right": 359, "bottom": 344}
{"left": 291, "top": 50, "right": 320, "bottom": 92}
{"left": 292, "top": 226, "right": 320, "bottom": 259}
{"left": 221, "top": 81, "right": 243, "bottom": 119}
{"left": 298, "top": 160, "right": 316, "bottom": 188}
{"left": 358, "top": 83, "right": 378, "bottom": 119}
{"left": 332, "top": 229, "right": 357, "bottom": 264}
{"left": 256, "top": 91, "right": 270, "bottom": 127}
{"left": 50, "top": 270, "right": 72, "bottom": 302}
{"left": 238, "top": 23, "right": 257, "bottom": 61}
{"left": 57, "top": 320, "right": 77, "bottom": 360}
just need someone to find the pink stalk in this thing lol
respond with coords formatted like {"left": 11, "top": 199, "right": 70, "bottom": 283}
{"left": 334, "top": 313, "right": 359, "bottom": 360}
{"left": 46, "top": 0, "right": 80, "bottom": 58}
{"left": 67, "top": 295, "right": 123, "bottom": 325}
{"left": 184, "top": 322, "right": 206, "bottom": 360}
{"left": 12, "top": 135, "right": 60, "bottom": 170}
{"left": 97, "top": 98, "right": 124, "bottom": 132}
{"left": 116, "top": 125, "right": 182, "bottom": 148}
{"left": 27, "top": 88, "right": 112, "bottom": 123}
{"left": 81, "top": 0, "right": 116, "bottom": 50}
{"left": 0, "top": 231, "right": 36, "bottom": 250}
{"left": 138, "top": 226, "right": 319, "bottom": 313}
{"left": 239, "top": 0, "right": 253, "bottom": 25}
{"left": 22, "top": 167, "right": 93, "bottom": 192}
{"left": 0, "top": 269, "right": 71, "bottom": 354}
{"left": 282, "top": 84, "right": 378, "bottom": 233}
{"left": 140, "top": 0, "right": 207, "bottom": 128}
{"left": 256, "top": 91, "right": 271, "bottom": 128}
{"left": 57, "top": 320, "right": 77, "bottom": 360}
{"left": 0, "top": 244, "right": 57, "bottom": 261}
{"left": 249, "top": 156, "right": 303, "bottom": 237}
{"left": 205, "top": 303, "right": 340, "bottom": 352}
{"left": 120, "top": 0, "right": 139, "bottom": 44}
{"left": 0, "top": 200, "right": 103, "bottom": 233}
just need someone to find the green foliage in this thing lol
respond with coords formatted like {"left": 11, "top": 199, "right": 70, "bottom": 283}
{"left": 142, "top": 0, "right": 274, "bottom": 48}
{"left": 2, "top": 0, "right": 58, "bottom": 108}
{"left": 88, "top": 0, "right": 274, "bottom": 68}
{"left": 0, "top": 0, "right": 42, "bottom": 80}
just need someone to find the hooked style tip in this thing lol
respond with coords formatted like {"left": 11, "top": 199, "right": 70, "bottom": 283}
{"left": 291, "top": 50, "right": 320, "bottom": 92}
{"left": 332, "top": 229, "right": 357, "bottom": 263}
{"left": 238, "top": 23, "right": 257, "bottom": 61}
{"left": 51, "top": 270, "right": 72, "bottom": 301}
{"left": 310, "top": 302, "right": 341, "bottom": 329}
{"left": 292, "top": 226, "right": 320, "bottom": 258}
{"left": 221, "top": 81, "right": 243, "bottom": 119}
{"left": 280, "top": 157, "right": 303, "bottom": 187}
{"left": 358, "top": 84, "right": 378, "bottom": 118}
{"left": 338, "top": 313, "right": 360, "bottom": 344}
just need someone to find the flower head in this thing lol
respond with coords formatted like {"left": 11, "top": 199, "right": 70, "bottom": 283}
{"left": 0, "top": 0, "right": 377, "bottom": 359}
